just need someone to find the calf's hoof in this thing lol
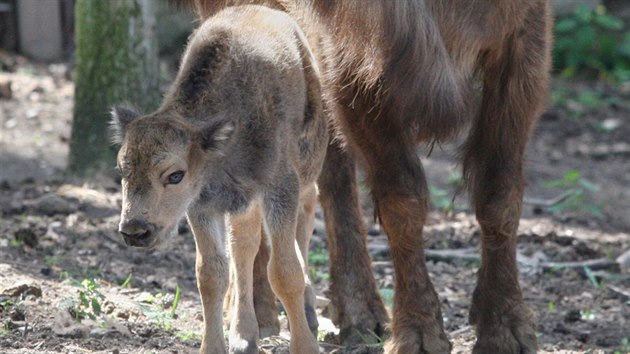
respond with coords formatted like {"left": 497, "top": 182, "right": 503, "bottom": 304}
{"left": 383, "top": 326, "right": 451, "bottom": 354}
{"left": 228, "top": 338, "right": 258, "bottom": 354}
{"left": 471, "top": 302, "right": 538, "bottom": 354}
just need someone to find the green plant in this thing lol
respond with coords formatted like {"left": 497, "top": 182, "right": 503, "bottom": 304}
{"left": 120, "top": 274, "right": 133, "bottom": 288}
{"left": 309, "top": 268, "right": 330, "bottom": 283}
{"left": 614, "top": 337, "right": 630, "bottom": 354}
{"left": 583, "top": 266, "right": 605, "bottom": 288}
{"left": 8, "top": 239, "right": 22, "bottom": 247}
{"left": 446, "top": 172, "right": 463, "bottom": 188}
{"left": 429, "top": 185, "right": 453, "bottom": 212}
{"left": 176, "top": 330, "right": 201, "bottom": 342}
{"left": 61, "top": 278, "right": 106, "bottom": 321}
{"left": 554, "top": 5, "right": 630, "bottom": 82}
{"left": 378, "top": 288, "right": 394, "bottom": 309}
{"left": 547, "top": 301, "right": 557, "bottom": 312}
{"left": 580, "top": 309, "right": 596, "bottom": 321}
{"left": 0, "top": 298, "right": 14, "bottom": 311}
{"left": 308, "top": 247, "right": 330, "bottom": 282}
{"left": 308, "top": 247, "right": 329, "bottom": 267}
{"left": 543, "top": 170, "right": 601, "bottom": 215}
{"left": 138, "top": 285, "right": 181, "bottom": 332}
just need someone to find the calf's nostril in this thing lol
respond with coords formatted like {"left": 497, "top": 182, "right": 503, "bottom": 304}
{"left": 120, "top": 230, "right": 151, "bottom": 239}
{"left": 119, "top": 219, "right": 152, "bottom": 239}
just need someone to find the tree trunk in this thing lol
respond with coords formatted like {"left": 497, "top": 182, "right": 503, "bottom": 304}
{"left": 69, "top": 0, "right": 159, "bottom": 176}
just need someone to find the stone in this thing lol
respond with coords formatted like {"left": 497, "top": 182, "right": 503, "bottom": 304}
{"left": 30, "top": 193, "right": 76, "bottom": 216}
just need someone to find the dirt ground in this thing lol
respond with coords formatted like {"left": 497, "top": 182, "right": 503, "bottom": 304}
{"left": 0, "top": 53, "right": 629, "bottom": 354}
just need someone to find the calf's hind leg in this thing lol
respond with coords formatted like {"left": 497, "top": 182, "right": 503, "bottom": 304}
{"left": 463, "top": 4, "right": 551, "bottom": 354}
{"left": 263, "top": 173, "right": 318, "bottom": 354}
{"left": 251, "top": 234, "right": 280, "bottom": 338}
{"left": 296, "top": 183, "right": 319, "bottom": 336}
{"left": 228, "top": 203, "right": 264, "bottom": 354}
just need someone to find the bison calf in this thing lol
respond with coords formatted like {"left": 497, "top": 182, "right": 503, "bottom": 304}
{"left": 110, "top": 5, "right": 327, "bottom": 354}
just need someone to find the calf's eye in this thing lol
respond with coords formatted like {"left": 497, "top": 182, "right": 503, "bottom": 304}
{"left": 167, "top": 171, "right": 185, "bottom": 184}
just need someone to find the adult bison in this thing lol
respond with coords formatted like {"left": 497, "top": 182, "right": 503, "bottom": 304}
{"left": 174, "top": 1, "right": 552, "bottom": 353}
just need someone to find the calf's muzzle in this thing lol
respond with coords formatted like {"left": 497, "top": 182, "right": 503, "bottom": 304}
{"left": 119, "top": 218, "right": 156, "bottom": 247}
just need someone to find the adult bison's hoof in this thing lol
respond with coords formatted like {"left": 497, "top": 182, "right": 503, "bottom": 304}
{"left": 384, "top": 326, "right": 451, "bottom": 354}
{"left": 471, "top": 302, "right": 538, "bottom": 354}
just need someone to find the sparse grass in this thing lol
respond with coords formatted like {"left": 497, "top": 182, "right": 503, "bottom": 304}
{"left": 543, "top": 170, "right": 601, "bottom": 216}
{"left": 120, "top": 274, "right": 133, "bottom": 288}
{"left": 583, "top": 266, "right": 605, "bottom": 288}
{"left": 138, "top": 285, "right": 182, "bottom": 332}
{"left": 176, "top": 329, "right": 201, "bottom": 342}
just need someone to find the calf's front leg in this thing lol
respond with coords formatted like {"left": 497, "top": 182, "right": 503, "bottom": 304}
{"left": 187, "top": 207, "right": 229, "bottom": 354}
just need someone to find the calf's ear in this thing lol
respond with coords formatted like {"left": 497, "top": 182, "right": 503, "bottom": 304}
{"left": 109, "top": 105, "right": 141, "bottom": 145}
{"left": 198, "top": 119, "right": 235, "bottom": 153}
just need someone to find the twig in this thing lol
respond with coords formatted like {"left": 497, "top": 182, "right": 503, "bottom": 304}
{"left": 425, "top": 248, "right": 480, "bottom": 263}
{"left": 449, "top": 325, "right": 472, "bottom": 337}
{"left": 372, "top": 248, "right": 480, "bottom": 267}
{"left": 540, "top": 258, "right": 619, "bottom": 272}
{"left": 579, "top": 143, "right": 630, "bottom": 158}
{"left": 374, "top": 250, "right": 621, "bottom": 279}
{"left": 523, "top": 190, "right": 575, "bottom": 207}
{"left": 318, "top": 342, "right": 345, "bottom": 349}
{"left": 606, "top": 285, "right": 630, "bottom": 301}
{"left": 616, "top": 249, "right": 630, "bottom": 269}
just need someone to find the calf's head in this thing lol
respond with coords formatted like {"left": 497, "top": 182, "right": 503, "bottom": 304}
{"left": 110, "top": 106, "right": 234, "bottom": 249}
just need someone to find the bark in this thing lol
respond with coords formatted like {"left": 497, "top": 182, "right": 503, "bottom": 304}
{"left": 69, "top": 0, "right": 159, "bottom": 175}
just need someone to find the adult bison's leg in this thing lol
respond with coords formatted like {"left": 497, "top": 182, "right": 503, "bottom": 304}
{"left": 463, "top": 4, "right": 551, "bottom": 354}
{"left": 336, "top": 96, "right": 450, "bottom": 352}
{"left": 363, "top": 141, "right": 450, "bottom": 354}
{"left": 317, "top": 140, "right": 389, "bottom": 343}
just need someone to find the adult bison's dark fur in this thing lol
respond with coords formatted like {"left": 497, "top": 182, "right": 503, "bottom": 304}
{"left": 176, "top": 1, "right": 552, "bottom": 353}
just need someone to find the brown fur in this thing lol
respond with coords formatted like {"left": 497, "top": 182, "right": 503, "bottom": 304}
{"left": 111, "top": 5, "right": 327, "bottom": 354}
{"left": 174, "top": 1, "right": 553, "bottom": 353}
